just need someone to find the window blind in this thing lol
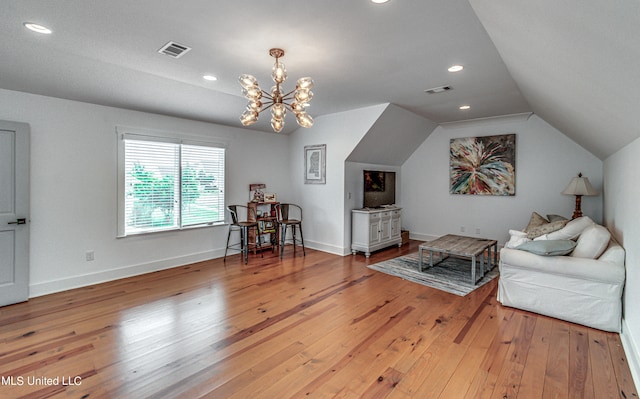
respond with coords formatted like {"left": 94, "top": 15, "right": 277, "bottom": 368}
{"left": 120, "top": 134, "right": 225, "bottom": 236}
{"left": 181, "top": 144, "right": 225, "bottom": 227}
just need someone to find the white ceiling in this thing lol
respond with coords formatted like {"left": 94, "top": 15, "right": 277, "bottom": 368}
{"left": 469, "top": 0, "right": 640, "bottom": 159}
{"left": 1, "top": 0, "right": 637, "bottom": 159}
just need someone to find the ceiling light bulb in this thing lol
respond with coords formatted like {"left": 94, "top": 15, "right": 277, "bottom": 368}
{"left": 247, "top": 100, "right": 262, "bottom": 111}
{"left": 296, "top": 77, "right": 314, "bottom": 90}
{"left": 23, "top": 22, "right": 52, "bottom": 34}
{"left": 459, "top": 105, "right": 471, "bottom": 110}
{"left": 203, "top": 75, "right": 217, "bottom": 81}
{"left": 296, "top": 112, "right": 314, "bottom": 128}
{"left": 272, "top": 62, "right": 287, "bottom": 84}
{"left": 371, "top": 0, "right": 390, "bottom": 3}
{"left": 271, "top": 85, "right": 284, "bottom": 97}
{"left": 271, "top": 118, "right": 284, "bottom": 133}
{"left": 242, "top": 87, "right": 262, "bottom": 100}
{"left": 240, "top": 110, "right": 259, "bottom": 126}
{"left": 448, "top": 65, "right": 464, "bottom": 72}
{"left": 272, "top": 103, "right": 286, "bottom": 119}
{"left": 294, "top": 89, "right": 313, "bottom": 103}
{"left": 291, "top": 102, "right": 305, "bottom": 113}
{"left": 239, "top": 74, "right": 258, "bottom": 88}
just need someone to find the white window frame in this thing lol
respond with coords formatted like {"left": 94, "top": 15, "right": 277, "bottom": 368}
{"left": 116, "top": 126, "right": 227, "bottom": 237}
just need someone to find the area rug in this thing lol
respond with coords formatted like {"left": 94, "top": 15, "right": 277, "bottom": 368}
{"left": 367, "top": 252, "right": 499, "bottom": 296}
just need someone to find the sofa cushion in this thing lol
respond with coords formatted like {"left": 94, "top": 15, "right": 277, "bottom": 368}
{"left": 516, "top": 239, "right": 577, "bottom": 256}
{"left": 524, "top": 212, "right": 548, "bottom": 232}
{"left": 599, "top": 241, "right": 626, "bottom": 265}
{"left": 571, "top": 224, "right": 611, "bottom": 259}
{"left": 535, "top": 216, "right": 595, "bottom": 241}
{"left": 525, "top": 220, "right": 569, "bottom": 239}
{"left": 505, "top": 229, "right": 531, "bottom": 249}
{"left": 547, "top": 214, "right": 568, "bottom": 222}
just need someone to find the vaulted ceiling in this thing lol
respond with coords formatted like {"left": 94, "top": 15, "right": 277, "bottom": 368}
{"left": 469, "top": 0, "right": 640, "bottom": 160}
{"left": 2, "top": 0, "right": 638, "bottom": 159}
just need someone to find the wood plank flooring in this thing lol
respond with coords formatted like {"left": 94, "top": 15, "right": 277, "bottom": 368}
{"left": 0, "top": 241, "right": 637, "bottom": 398}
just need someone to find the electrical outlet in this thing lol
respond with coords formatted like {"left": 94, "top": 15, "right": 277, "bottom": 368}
{"left": 460, "top": 226, "right": 465, "bottom": 232}
{"left": 475, "top": 228, "right": 481, "bottom": 235}
{"left": 85, "top": 250, "right": 95, "bottom": 262}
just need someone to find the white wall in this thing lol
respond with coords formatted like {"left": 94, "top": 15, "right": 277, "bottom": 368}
{"left": 604, "top": 136, "right": 640, "bottom": 386}
{"left": 0, "top": 89, "right": 290, "bottom": 297}
{"left": 288, "top": 104, "right": 387, "bottom": 255}
{"left": 401, "top": 114, "right": 603, "bottom": 245}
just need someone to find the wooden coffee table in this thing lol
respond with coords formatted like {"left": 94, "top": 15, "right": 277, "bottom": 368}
{"left": 418, "top": 234, "right": 498, "bottom": 284}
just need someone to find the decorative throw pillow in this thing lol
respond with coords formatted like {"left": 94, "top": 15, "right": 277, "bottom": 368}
{"left": 505, "top": 229, "right": 531, "bottom": 249}
{"left": 547, "top": 214, "right": 568, "bottom": 223}
{"left": 525, "top": 219, "right": 569, "bottom": 239}
{"left": 516, "top": 239, "right": 577, "bottom": 256}
{"left": 524, "top": 212, "right": 548, "bottom": 233}
{"left": 540, "top": 216, "right": 595, "bottom": 241}
{"left": 571, "top": 224, "right": 611, "bottom": 259}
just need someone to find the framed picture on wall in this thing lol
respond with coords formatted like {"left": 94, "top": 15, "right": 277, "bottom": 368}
{"left": 304, "top": 144, "right": 326, "bottom": 184}
{"left": 450, "top": 133, "right": 516, "bottom": 196}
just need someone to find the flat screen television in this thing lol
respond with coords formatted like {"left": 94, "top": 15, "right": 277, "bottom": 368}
{"left": 363, "top": 170, "right": 396, "bottom": 208}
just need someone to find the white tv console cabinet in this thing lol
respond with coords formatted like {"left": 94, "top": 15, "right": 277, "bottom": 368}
{"left": 351, "top": 207, "right": 402, "bottom": 257}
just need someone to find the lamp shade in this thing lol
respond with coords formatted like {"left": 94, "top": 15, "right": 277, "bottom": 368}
{"left": 562, "top": 174, "right": 598, "bottom": 196}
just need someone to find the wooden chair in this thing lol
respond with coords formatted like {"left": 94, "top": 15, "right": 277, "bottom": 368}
{"left": 224, "top": 205, "right": 262, "bottom": 264}
{"left": 275, "top": 203, "right": 305, "bottom": 258}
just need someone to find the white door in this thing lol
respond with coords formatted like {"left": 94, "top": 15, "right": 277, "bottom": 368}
{"left": 0, "top": 120, "right": 30, "bottom": 306}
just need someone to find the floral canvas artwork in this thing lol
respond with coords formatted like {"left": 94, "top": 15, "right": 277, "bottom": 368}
{"left": 450, "top": 134, "right": 516, "bottom": 196}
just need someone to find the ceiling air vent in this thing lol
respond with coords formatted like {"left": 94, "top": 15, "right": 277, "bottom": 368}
{"left": 158, "top": 41, "right": 191, "bottom": 58}
{"left": 424, "top": 85, "right": 452, "bottom": 94}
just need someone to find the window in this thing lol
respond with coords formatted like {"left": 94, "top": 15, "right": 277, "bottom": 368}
{"left": 117, "top": 130, "right": 225, "bottom": 237}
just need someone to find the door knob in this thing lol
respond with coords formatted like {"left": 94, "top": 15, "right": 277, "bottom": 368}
{"left": 7, "top": 218, "right": 26, "bottom": 225}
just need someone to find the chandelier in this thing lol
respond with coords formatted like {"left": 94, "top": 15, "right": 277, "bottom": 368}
{"left": 239, "top": 48, "right": 314, "bottom": 132}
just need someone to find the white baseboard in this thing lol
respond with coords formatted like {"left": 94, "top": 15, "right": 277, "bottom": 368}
{"left": 303, "top": 240, "right": 348, "bottom": 256}
{"left": 29, "top": 249, "right": 225, "bottom": 298}
{"left": 28, "top": 242, "right": 347, "bottom": 298}
{"left": 621, "top": 319, "right": 640, "bottom": 390}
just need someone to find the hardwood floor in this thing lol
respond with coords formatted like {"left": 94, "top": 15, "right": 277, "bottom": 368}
{"left": 0, "top": 241, "right": 637, "bottom": 398}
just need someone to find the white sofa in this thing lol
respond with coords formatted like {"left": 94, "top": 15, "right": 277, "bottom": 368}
{"left": 498, "top": 216, "right": 625, "bottom": 332}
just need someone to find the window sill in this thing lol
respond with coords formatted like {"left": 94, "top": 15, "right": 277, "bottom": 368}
{"left": 117, "top": 221, "right": 226, "bottom": 239}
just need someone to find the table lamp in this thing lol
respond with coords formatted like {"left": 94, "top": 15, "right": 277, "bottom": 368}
{"left": 562, "top": 173, "right": 598, "bottom": 219}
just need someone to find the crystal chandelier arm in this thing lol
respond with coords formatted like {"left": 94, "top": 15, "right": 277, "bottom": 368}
{"left": 259, "top": 89, "right": 277, "bottom": 112}
{"left": 244, "top": 88, "right": 276, "bottom": 115}
{"left": 259, "top": 101, "right": 276, "bottom": 112}
{"left": 280, "top": 88, "right": 297, "bottom": 101}
{"left": 260, "top": 89, "right": 275, "bottom": 101}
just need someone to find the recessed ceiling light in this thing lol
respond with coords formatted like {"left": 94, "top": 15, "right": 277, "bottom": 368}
{"left": 203, "top": 75, "right": 218, "bottom": 81}
{"left": 371, "top": 0, "right": 390, "bottom": 3}
{"left": 448, "top": 65, "right": 464, "bottom": 72}
{"left": 459, "top": 105, "right": 471, "bottom": 110}
{"left": 23, "top": 22, "right": 52, "bottom": 34}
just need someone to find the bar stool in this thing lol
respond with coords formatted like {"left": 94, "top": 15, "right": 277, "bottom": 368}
{"left": 275, "top": 203, "right": 305, "bottom": 258}
{"left": 224, "top": 205, "right": 262, "bottom": 264}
